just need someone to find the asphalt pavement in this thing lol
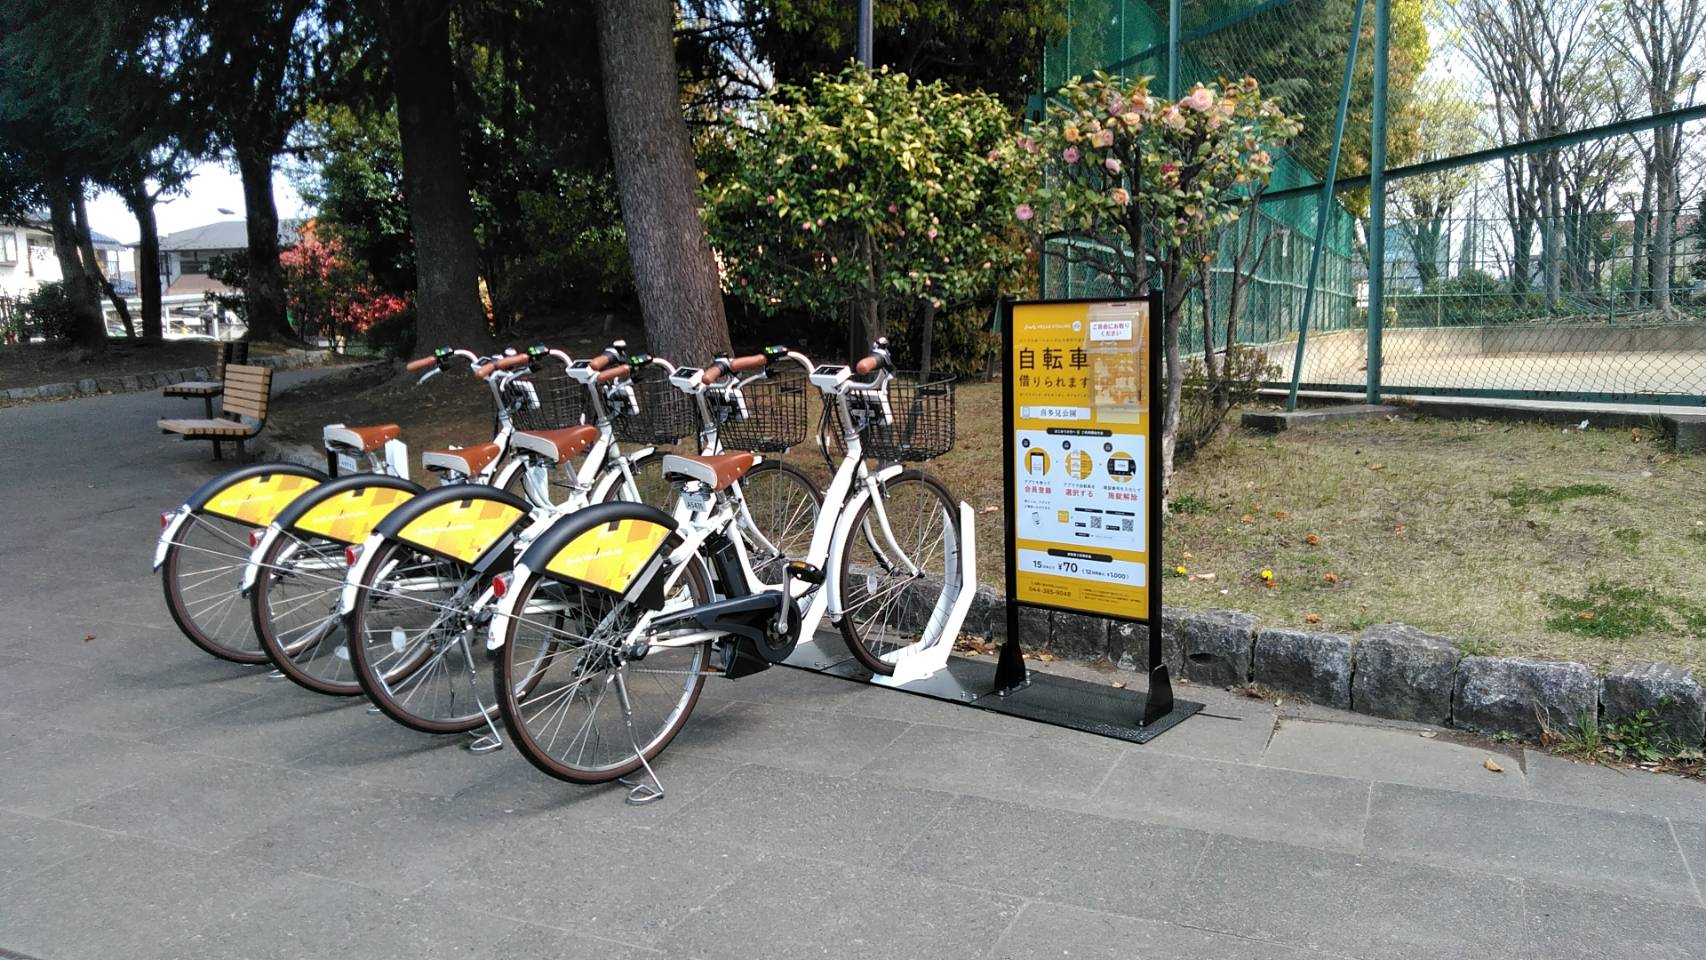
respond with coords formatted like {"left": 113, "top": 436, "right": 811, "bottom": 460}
{"left": 0, "top": 375, "right": 1702, "bottom": 959}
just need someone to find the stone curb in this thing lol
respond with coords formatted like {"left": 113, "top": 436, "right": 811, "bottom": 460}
{"left": 1, "top": 348, "right": 335, "bottom": 404}
{"left": 967, "top": 593, "right": 1706, "bottom": 747}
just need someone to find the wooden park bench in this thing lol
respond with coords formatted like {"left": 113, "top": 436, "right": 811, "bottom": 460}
{"left": 158, "top": 364, "right": 272, "bottom": 461}
{"left": 162, "top": 341, "right": 250, "bottom": 417}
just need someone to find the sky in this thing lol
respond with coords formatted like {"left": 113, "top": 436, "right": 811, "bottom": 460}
{"left": 84, "top": 161, "right": 310, "bottom": 245}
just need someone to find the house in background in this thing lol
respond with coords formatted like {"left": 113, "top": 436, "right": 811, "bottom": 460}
{"left": 142, "top": 218, "right": 301, "bottom": 297}
{"left": 0, "top": 219, "right": 132, "bottom": 300}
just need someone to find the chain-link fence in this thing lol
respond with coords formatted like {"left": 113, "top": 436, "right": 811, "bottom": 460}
{"left": 1040, "top": 0, "right": 1706, "bottom": 408}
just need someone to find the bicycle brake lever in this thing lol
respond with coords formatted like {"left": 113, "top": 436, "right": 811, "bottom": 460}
{"left": 416, "top": 367, "right": 442, "bottom": 385}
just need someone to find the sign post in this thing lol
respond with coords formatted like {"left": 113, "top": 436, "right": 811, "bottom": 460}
{"left": 1000, "top": 293, "right": 1186, "bottom": 732}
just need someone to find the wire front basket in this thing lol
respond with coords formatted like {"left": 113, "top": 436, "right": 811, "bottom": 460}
{"left": 702, "top": 363, "right": 811, "bottom": 452}
{"left": 507, "top": 363, "right": 588, "bottom": 432}
{"left": 610, "top": 365, "right": 696, "bottom": 445}
{"left": 841, "top": 371, "right": 957, "bottom": 462}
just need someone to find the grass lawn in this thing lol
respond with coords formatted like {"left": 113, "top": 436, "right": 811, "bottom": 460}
{"left": 271, "top": 366, "right": 1706, "bottom": 673}
{"left": 0, "top": 338, "right": 305, "bottom": 391}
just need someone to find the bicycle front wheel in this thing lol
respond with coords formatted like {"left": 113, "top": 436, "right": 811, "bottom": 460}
{"left": 737, "top": 460, "right": 822, "bottom": 586}
{"left": 597, "top": 450, "right": 672, "bottom": 509}
{"left": 345, "top": 540, "right": 493, "bottom": 734}
{"left": 835, "top": 469, "right": 961, "bottom": 675}
{"left": 494, "top": 561, "right": 712, "bottom": 783}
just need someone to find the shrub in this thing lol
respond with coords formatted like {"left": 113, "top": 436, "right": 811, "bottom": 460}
{"left": 21, "top": 280, "right": 79, "bottom": 341}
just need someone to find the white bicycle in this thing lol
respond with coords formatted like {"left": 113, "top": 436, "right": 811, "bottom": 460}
{"left": 485, "top": 338, "right": 975, "bottom": 797}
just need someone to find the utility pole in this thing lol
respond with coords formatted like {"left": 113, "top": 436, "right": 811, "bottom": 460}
{"left": 857, "top": 0, "right": 873, "bottom": 67}
{"left": 852, "top": 0, "right": 874, "bottom": 361}
{"left": 1365, "top": 0, "right": 1390, "bottom": 404}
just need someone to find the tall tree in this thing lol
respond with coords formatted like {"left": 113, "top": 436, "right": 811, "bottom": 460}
{"left": 175, "top": 0, "right": 337, "bottom": 341}
{"left": 1390, "top": 79, "right": 1480, "bottom": 286}
{"left": 1606, "top": 0, "right": 1705, "bottom": 312}
{"left": 593, "top": 0, "right": 730, "bottom": 361}
{"left": 371, "top": 0, "right": 492, "bottom": 347}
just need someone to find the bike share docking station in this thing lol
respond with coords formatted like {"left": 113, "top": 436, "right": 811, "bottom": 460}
{"left": 785, "top": 294, "right": 1201, "bottom": 744}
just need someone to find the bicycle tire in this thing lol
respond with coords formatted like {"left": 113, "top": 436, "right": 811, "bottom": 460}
{"left": 834, "top": 469, "right": 961, "bottom": 676}
{"left": 162, "top": 508, "right": 271, "bottom": 664}
{"left": 494, "top": 556, "right": 712, "bottom": 784}
{"left": 737, "top": 460, "right": 823, "bottom": 587}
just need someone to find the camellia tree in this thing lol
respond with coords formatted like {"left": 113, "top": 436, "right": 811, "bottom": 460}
{"left": 1016, "top": 72, "right": 1301, "bottom": 495}
{"left": 704, "top": 65, "right": 1034, "bottom": 372}
{"left": 280, "top": 220, "right": 411, "bottom": 350}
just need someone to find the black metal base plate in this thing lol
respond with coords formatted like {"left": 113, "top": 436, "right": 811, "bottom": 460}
{"left": 783, "top": 637, "right": 1202, "bottom": 745}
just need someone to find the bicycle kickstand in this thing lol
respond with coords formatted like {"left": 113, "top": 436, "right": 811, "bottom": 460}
{"left": 462, "top": 635, "right": 505, "bottom": 754}
{"left": 612, "top": 670, "right": 665, "bottom": 806}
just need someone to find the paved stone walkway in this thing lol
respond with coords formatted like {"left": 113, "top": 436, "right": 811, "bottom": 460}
{"left": 1, "top": 379, "right": 1703, "bottom": 959}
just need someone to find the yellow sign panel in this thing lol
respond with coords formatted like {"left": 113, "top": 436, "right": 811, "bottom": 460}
{"left": 1009, "top": 299, "right": 1150, "bottom": 620}
{"left": 203, "top": 473, "right": 321, "bottom": 527}
{"left": 395, "top": 498, "right": 525, "bottom": 564}
{"left": 544, "top": 518, "right": 670, "bottom": 593}
{"left": 295, "top": 486, "right": 416, "bottom": 545}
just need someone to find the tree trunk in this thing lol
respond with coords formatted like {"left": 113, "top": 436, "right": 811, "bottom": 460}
{"left": 1650, "top": 125, "right": 1676, "bottom": 312}
{"left": 593, "top": 0, "right": 730, "bottom": 362}
{"left": 918, "top": 298, "right": 937, "bottom": 377}
{"left": 123, "top": 178, "right": 164, "bottom": 340}
{"left": 378, "top": 0, "right": 493, "bottom": 350}
{"left": 235, "top": 144, "right": 288, "bottom": 342}
{"left": 1631, "top": 164, "right": 1651, "bottom": 306}
{"left": 45, "top": 180, "right": 107, "bottom": 349}
{"left": 73, "top": 191, "right": 135, "bottom": 338}
{"left": 1158, "top": 258, "right": 1187, "bottom": 500}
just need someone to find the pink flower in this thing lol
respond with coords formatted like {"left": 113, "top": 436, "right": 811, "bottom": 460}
{"left": 1161, "top": 105, "right": 1185, "bottom": 130}
{"left": 1015, "top": 203, "right": 1035, "bottom": 222}
{"left": 1111, "top": 187, "right": 1130, "bottom": 205}
{"left": 1091, "top": 129, "right": 1114, "bottom": 148}
{"left": 1105, "top": 157, "right": 1122, "bottom": 174}
{"left": 1251, "top": 150, "right": 1271, "bottom": 165}
{"left": 1241, "top": 76, "right": 1259, "bottom": 92}
{"left": 739, "top": 277, "right": 749, "bottom": 286}
{"left": 927, "top": 227, "right": 938, "bottom": 239}
{"left": 765, "top": 194, "right": 776, "bottom": 204}
{"left": 1062, "top": 146, "right": 1080, "bottom": 164}
{"left": 987, "top": 149, "right": 1001, "bottom": 161}
{"left": 982, "top": 260, "right": 992, "bottom": 269}
{"left": 1161, "top": 162, "right": 1179, "bottom": 179}
{"left": 1108, "top": 93, "right": 1125, "bottom": 113}
{"left": 888, "top": 202, "right": 898, "bottom": 213}
{"left": 1122, "top": 111, "right": 1142, "bottom": 130}
{"left": 1020, "top": 136, "right": 1039, "bottom": 154}
{"left": 1185, "top": 86, "right": 1215, "bottom": 112}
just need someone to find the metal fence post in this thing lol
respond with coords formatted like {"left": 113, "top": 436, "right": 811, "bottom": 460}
{"left": 1365, "top": 0, "right": 1389, "bottom": 404}
{"left": 1168, "top": 0, "right": 1181, "bottom": 100}
{"left": 1286, "top": 0, "right": 1367, "bottom": 411}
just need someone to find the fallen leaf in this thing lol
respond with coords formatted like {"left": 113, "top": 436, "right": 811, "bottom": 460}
{"left": 1038, "top": 653, "right": 1056, "bottom": 662}
{"left": 1190, "top": 572, "right": 1217, "bottom": 582}
{"left": 1392, "top": 524, "right": 1408, "bottom": 534}
{"left": 1303, "top": 533, "right": 1322, "bottom": 546}
{"left": 1418, "top": 731, "right": 1438, "bottom": 739}
{"left": 1484, "top": 757, "right": 1505, "bottom": 773}
{"left": 1304, "top": 613, "right": 1322, "bottom": 624}
{"left": 1181, "top": 551, "right": 1195, "bottom": 561}
{"left": 1577, "top": 611, "right": 1596, "bottom": 621}
{"left": 1111, "top": 681, "right": 1126, "bottom": 689}
{"left": 1370, "top": 462, "right": 1384, "bottom": 471}
{"left": 1271, "top": 510, "right": 1289, "bottom": 519}
{"left": 83, "top": 634, "right": 96, "bottom": 642}
{"left": 979, "top": 505, "right": 999, "bottom": 514}
{"left": 1323, "top": 572, "right": 1341, "bottom": 584}
{"left": 1239, "top": 513, "right": 1255, "bottom": 523}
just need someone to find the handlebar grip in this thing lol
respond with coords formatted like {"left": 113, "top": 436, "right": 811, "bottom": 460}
{"left": 854, "top": 355, "right": 884, "bottom": 375}
{"left": 596, "top": 363, "right": 631, "bottom": 383}
{"left": 406, "top": 356, "right": 437, "bottom": 372}
{"left": 702, "top": 353, "right": 767, "bottom": 384}
{"left": 588, "top": 354, "right": 612, "bottom": 371}
{"left": 476, "top": 353, "right": 531, "bottom": 379}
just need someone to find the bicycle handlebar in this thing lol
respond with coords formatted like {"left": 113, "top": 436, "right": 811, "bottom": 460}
{"left": 405, "top": 356, "right": 437, "bottom": 372}
{"left": 475, "top": 353, "right": 530, "bottom": 379}
{"left": 702, "top": 354, "right": 767, "bottom": 384}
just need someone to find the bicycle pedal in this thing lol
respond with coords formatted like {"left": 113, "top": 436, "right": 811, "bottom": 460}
{"left": 784, "top": 560, "right": 824, "bottom": 585}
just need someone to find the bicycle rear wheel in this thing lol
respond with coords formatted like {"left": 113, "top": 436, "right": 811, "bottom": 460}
{"left": 251, "top": 531, "right": 361, "bottom": 695}
{"left": 834, "top": 470, "right": 961, "bottom": 675}
{"left": 345, "top": 540, "right": 493, "bottom": 734}
{"left": 494, "top": 561, "right": 712, "bottom": 783}
{"left": 162, "top": 509, "right": 268, "bottom": 664}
